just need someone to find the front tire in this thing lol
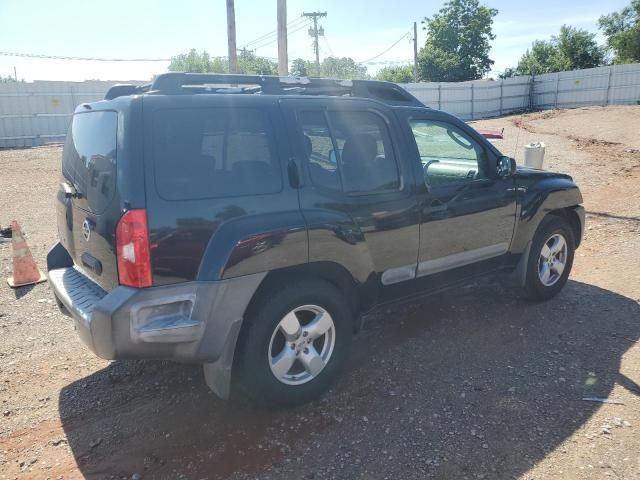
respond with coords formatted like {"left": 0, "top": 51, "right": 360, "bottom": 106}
{"left": 235, "top": 279, "right": 353, "bottom": 407}
{"left": 523, "top": 215, "right": 575, "bottom": 300}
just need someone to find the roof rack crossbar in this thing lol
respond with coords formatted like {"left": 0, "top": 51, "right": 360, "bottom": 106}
{"left": 148, "top": 72, "right": 424, "bottom": 106}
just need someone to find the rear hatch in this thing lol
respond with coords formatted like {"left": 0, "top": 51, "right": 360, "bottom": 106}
{"left": 56, "top": 110, "right": 121, "bottom": 291}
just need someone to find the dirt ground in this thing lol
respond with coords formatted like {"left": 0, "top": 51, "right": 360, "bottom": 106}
{"left": 1, "top": 105, "right": 639, "bottom": 480}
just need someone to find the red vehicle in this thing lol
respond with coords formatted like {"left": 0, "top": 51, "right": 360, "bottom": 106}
{"left": 476, "top": 127, "right": 504, "bottom": 139}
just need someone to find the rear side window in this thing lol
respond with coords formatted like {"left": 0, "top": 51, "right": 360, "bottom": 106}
{"left": 62, "top": 111, "right": 117, "bottom": 214}
{"left": 153, "top": 108, "right": 282, "bottom": 200}
{"left": 297, "top": 109, "right": 400, "bottom": 194}
{"left": 299, "top": 110, "right": 343, "bottom": 191}
{"left": 329, "top": 111, "right": 399, "bottom": 193}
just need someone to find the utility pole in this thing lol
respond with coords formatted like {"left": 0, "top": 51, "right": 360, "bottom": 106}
{"left": 303, "top": 11, "right": 326, "bottom": 77}
{"left": 226, "top": 0, "right": 238, "bottom": 73}
{"left": 237, "top": 47, "right": 254, "bottom": 56}
{"left": 277, "top": 0, "right": 288, "bottom": 76}
{"left": 413, "top": 22, "right": 418, "bottom": 83}
{"left": 13, "top": 66, "right": 17, "bottom": 81}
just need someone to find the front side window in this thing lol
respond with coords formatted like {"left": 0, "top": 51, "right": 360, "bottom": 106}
{"left": 409, "top": 119, "right": 485, "bottom": 187}
{"left": 298, "top": 109, "right": 401, "bottom": 194}
{"left": 153, "top": 108, "right": 281, "bottom": 200}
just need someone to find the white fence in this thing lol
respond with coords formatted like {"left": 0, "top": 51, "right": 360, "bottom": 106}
{"left": 403, "top": 76, "right": 531, "bottom": 120}
{"left": 0, "top": 80, "right": 144, "bottom": 148}
{"left": 1, "top": 64, "right": 640, "bottom": 148}
{"left": 403, "top": 63, "right": 640, "bottom": 121}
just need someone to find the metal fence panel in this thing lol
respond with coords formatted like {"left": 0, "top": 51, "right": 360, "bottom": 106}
{"left": 403, "top": 64, "right": 640, "bottom": 122}
{"left": 1, "top": 65, "right": 639, "bottom": 148}
{"left": 402, "top": 78, "right": 533, "bottom": 121}
{"left": 0, "top": 80, "right": 142, "bottom": 147}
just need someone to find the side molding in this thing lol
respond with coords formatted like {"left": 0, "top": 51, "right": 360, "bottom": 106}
{"left": 381, "top": 243, "right": 509, "bottom": 286}
{"left": 416, "top": 243, "right": 509, "bottom": 278}
{"left": 381, "top": 264, "right": 416, "bottom": 285}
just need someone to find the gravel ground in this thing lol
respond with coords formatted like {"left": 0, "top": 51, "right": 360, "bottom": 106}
{"left": 1, "top": 106, "right": 639, "bottom": 479}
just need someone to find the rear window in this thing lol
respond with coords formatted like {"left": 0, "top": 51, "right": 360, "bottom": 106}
{"left": 153, "top": 108, "right": 282, "bottom": 200}
{"left": 62, "top": 111, "right": 117, "bottom": 214}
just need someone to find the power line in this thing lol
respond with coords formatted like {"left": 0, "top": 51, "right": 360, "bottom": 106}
{"left": 0, "top": 51, "right": 170, "bottom": 62}
{"left": 250, "top": 19, "right": 310, "bottom": 50}
{"left": 362, "top": 59, "right": 413, "bottom": 66}
{"left": 244, "top": 16, "right": 307, "bottom": 47}
{"left": 322, "top": 35, "right": 335, "bottom": 57}
{"left": 242, "top": 15, "right": 308, "bottom": 49}
{"left": 244, "top": 17, "right": 306, "bottom": 47}
{"left": 357, "top": 30, "right": 411, "bottom": 64}
{"left": 252, "top": 20, "right": 310, "bottom": 51}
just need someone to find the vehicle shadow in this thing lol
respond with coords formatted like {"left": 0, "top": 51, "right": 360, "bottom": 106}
{"left": 59, "top": 279, "right": 640, "bottom": 479}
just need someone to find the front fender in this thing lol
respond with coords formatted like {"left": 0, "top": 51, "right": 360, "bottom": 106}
{"left": 510, "top": 172, "right": 583, "bottom": 254}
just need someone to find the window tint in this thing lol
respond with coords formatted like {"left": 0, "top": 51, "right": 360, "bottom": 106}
{"left": 409, "top": 119, "right": 484, "bottom": 187}
{"left": 153, "top": 108, "right": 281, "bottom": 200}
{"left": 329, "top": 111, "right": 399, "bottom": 193}
{"left": 298, "top": 110, "right": 342, "bottom": 191}
{"left": 298, "top": 109, "right": 400, "bottom": 194}
{"left": 62, "top": 111, "right": 117, "bottom": 214}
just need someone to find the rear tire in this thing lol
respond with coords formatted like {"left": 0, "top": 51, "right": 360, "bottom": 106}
{"left": 235, "top": 279, "right": 353, "bottom": 407}
{"left": 523, "top": 215, "right": 575, "bottom": 300}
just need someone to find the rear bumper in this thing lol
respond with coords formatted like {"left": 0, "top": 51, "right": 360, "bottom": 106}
{"left": 48, "top": 264, "right": 264, "bottom": 363}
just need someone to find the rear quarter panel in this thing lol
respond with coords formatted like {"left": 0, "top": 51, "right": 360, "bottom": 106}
{"left": 142, "top": 94, "right": 308, "bottom": 284}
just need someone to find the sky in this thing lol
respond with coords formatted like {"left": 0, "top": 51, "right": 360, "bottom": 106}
{"left": 0, "top": 0, "right": 630, "bottom": 82}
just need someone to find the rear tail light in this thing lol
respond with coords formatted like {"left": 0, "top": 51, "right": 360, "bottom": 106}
{"left": 116, "top": 209, "right": 152, "bottom": 288}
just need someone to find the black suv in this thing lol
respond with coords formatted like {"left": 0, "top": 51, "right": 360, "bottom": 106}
{"left": 48, "top": 73, "right": 584, "bottom": 405}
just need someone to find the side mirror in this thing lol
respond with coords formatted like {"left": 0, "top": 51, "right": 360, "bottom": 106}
{"left": 496, "top": 156, "right": 516, "bottom": 178}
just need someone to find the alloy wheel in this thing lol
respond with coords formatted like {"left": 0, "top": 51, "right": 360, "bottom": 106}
{"left": 268, "top": 304, "right": 336, "bottom": 385}
{"left": 537, "top": 233, "right": 568, "bottom": 287}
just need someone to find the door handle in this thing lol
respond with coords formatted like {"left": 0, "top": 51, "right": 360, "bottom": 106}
{"left": 287, "top": 158, "right": 300, "bottom": 188}
{"left": 423, "top": 200, "right": 449, "bottom": 219}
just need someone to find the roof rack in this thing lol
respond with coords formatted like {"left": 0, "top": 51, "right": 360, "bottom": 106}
{"left": 105, "top": 72, "right": 424, "bottom": 106}
{"left": 104, "top": 83, "right": 151, "bottom": 100}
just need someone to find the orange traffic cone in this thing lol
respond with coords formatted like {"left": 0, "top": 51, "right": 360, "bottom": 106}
{"left": 7, "top": 220, "right": 47, "bottom": 288}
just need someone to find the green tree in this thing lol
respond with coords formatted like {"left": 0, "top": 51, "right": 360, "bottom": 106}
{"left": 516, "top": 40, "right": 566, "bottom": 75}
{"left": 598, "top": 0, "right": 640, "bottom": 63}
{"left": 513, "top": 26, "right": 606, "bottom": 75}
{"left": 498, "top": 67, "right": 518, "bottom": 79}
{"left": 168, "top": 49, "right": 276, "bottom": 75}
{"left": 376, "top": 65, "right": 415, "bottom": 83}
{"left": 237, "top": 51, "right": 277, "bottom": 75}
{"left": 290, "top": 57, "right": 368, "bottom": 79}
{"left": 418, "top": 0, "right": 498, "bottom": 82}
{"left": 320, "top": 57, "right": 369, "bottom": 79}
{"left": 555, "top": 25, "right": 606, "bottom": 69}
{"left": 168, "top": 49, "right": 222, "bottom": 73}
{"left": 290, "top": 58, "right": 313, "bottom": 77}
